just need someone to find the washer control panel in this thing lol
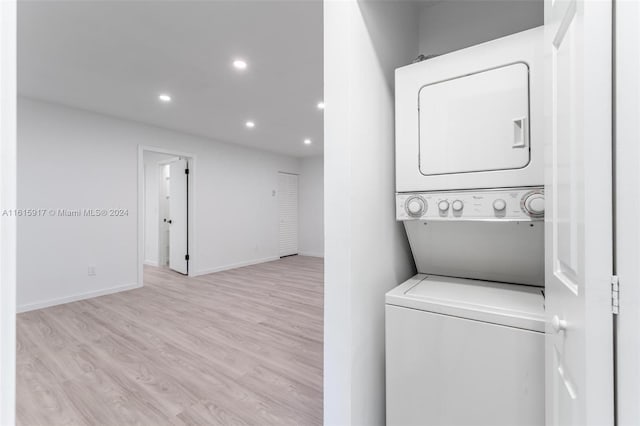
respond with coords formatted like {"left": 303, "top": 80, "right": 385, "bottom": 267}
{"left": 397, "top": 187, "right": 544, "bottom": 221}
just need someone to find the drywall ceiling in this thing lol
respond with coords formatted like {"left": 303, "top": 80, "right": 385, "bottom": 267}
{"left": 18, "top": 1, "right": 323, "bottom": 157}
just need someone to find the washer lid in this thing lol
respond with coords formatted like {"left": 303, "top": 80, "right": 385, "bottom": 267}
{"left": 386, "top": 274, "right": 545, "bottom": 332}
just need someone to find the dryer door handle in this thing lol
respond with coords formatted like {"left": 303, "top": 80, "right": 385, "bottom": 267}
{"left": 513, "top": 117, "right": 527, "bottom": 148}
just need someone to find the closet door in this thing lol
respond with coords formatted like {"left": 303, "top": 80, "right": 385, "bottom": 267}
{"left": 544, "top": 0, "right": 614, "bottom": 424}
{"left": 278, "top": 172, "right": 298, "bottom": 257}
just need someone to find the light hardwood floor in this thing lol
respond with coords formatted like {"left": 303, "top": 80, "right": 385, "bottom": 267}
{"left": 16, "top": 255, "right": 323, "bottom": 426}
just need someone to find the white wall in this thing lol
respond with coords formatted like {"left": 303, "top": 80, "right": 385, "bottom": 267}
{"left": 17, "top": 97, "right": 301, "bottom": 311}
{"left": 418, "top": 0, "right": 543, "bottom": 56}
{"left": 299, "top": 155, "right": 324, "bottom": 257}
{"left": 324, "top": 1, "right": 418, "bottom": 424}
{"left": 143, "top": 152, "right": 175, "bottom": 266}
{"left": 615, "top": 1, "right": 640, "bottom": 424}
{"left": 0, "top": 0, "right": 17, "bottom": 423}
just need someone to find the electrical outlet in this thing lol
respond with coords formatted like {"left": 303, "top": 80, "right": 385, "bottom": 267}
{"left": 88, "top": 266, "right": 96, "bottom": 276}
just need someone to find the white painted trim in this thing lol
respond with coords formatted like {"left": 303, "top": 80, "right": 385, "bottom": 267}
{"left": 194, "top": 256, "right": 280, "bottom": 277}
{"left": 615, "top": 1, "right": 640, "bottom": 424}
{"left": 299, "top": 252, "right": 325, "bottom": 258}
{"left": 0, "top": 0, "right": 17, "bottom": 423}
{"left": 17, "top": 282, "right": 142, "bottom": 314}
{"left": 138, "top": 145, "right": 197, "bottom": 287}
{"left": 157, "top": 156, "right": 180, "bottom": 166}
{"left": 144, "top": 260, "right": 160, "bottom": 267}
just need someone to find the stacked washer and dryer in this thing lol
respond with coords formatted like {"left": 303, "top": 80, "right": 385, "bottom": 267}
{"left": 386, "top": 27, "right": 546, "bottom": 426}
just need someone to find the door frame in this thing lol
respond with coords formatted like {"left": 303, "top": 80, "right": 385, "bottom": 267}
{"left": 614, "top": 0, "right": 640, "bottom": 423}
{"left": 0, "top": 0, "right": 16, "bottom": 423}
{"left": 137, "top": 145, "right": 197, "bottom": 284}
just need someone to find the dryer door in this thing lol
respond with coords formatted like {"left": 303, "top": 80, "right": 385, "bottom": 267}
{"left": 418, "top": 63, "right": 530, "bottom": 176}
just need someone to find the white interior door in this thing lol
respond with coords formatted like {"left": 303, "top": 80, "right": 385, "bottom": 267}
{"left": 278, "top": 172, "right": 298, "bottom": 257}
{"left": 545, "top": 0, "right": 614, "bottom": 424}
{"left": 169, "top": 158, "right": 188, "bottom": 274}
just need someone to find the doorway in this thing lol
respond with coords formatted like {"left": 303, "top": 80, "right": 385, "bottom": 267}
{"left": 157, "top": 161, "right": 171, "bottom": 267}
{"left": 278, "top": 172, "right": 299, "bottom": 257}
{"left": 138, "top": 146, "right": 195, "bottom": 283}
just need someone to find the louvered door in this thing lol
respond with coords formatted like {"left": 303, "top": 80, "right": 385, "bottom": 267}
{"left": 278, "top": 172, "right": 298, "bottom": 257}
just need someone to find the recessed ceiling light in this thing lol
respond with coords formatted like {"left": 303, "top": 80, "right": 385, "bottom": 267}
{"left": 245, "top": 121, "right": 255, "bottom": 128}
{"left": 158, "top": 94, "right": 172, "bottom": 102}
{"left": 317, "top": 101, "right": 325, "bottom": 110}
{"left": 304, "top": 138, "right": 312, "bottom": 145}
{"left": 233, "top": 59, "right": 248, "bottom": 70}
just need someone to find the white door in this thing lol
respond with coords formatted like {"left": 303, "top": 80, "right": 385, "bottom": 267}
{"left": 545, "top": 0, "right": 614, "bottom": 424}
{"left": 278, "top": 172, "right": 298, "bottom": 257}
{"left": 169, "top": 159, "right": 188, "bottom": 274}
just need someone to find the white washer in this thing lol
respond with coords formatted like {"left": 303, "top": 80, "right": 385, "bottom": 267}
{"left": 386, "top": 274, "right": 545, "bottom": 426}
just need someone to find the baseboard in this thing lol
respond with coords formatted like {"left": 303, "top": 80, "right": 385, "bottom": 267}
{"left": 17, "top": 282, "right": 142, "bottom": 313}
{"left": 194, "top": 256, "right": 280, "bottom": 276}
{"left": 144, "top": 259, "right": 160, "bottom": 267}
{"left": 299, "top": 252, "right": 324, "bottom": 258}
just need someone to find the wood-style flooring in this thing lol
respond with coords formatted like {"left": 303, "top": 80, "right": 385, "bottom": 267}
{"left": 16, "top": 255, "right": 323, "bottom": 426}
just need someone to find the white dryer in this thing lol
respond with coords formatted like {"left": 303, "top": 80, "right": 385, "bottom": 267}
{"left": 395, "top": 27, "right": 544, "bottom": 193}
{"left": 386, "top": 275, "right": 545, "bottom": 426}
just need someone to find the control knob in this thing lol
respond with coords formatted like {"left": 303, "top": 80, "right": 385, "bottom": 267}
{"left": 405, "top": 196, "right": 426, "bottom": 217}
{"left": 522, "top": 192, "right": 545, "bottom": 217}
{"left": 493, "top": 199, "right": 507, "bottom": 211}
{"left": 438, "top": 200, "right": 450, "bottom": 212}
{"left": 451, "top": 200, "right": 464, "bottom": 212}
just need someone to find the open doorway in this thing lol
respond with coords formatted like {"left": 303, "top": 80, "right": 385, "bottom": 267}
{"left": 138, "top": 146, "right": 195, "bottom": 284}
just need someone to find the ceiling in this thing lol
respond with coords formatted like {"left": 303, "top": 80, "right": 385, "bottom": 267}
{"left": 18, "top": 0, "right": 323, "bottom": 157}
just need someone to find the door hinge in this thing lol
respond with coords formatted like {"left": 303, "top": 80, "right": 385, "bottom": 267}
{"left": 185, "top": 168, "right": 189, "bottom": 175}
{"left": 185, "top": 254, "right": 190, "bottom": 261}
{"left": 611, "top": 275, "right": 619, "bottom": 314}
